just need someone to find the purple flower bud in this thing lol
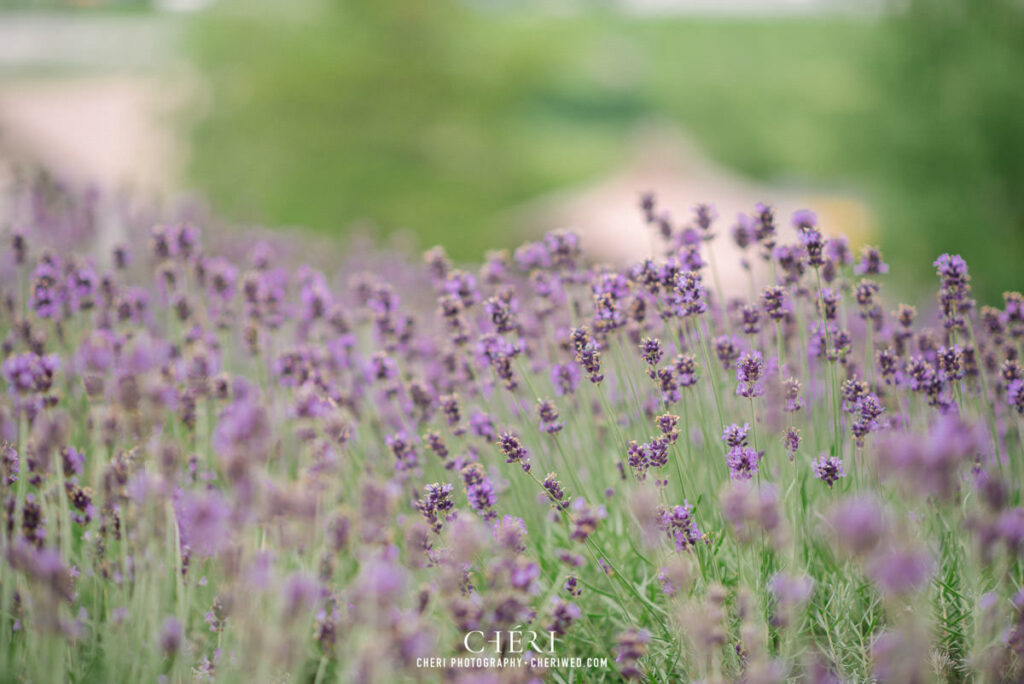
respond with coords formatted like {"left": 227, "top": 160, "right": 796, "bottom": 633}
{"left": 811, "top": 454, "right": 845, "bottom": 488}
{"left": 159, "top": 617, "right": 183, "bottom": 656}
{"left": 497, "top": 432, "right": 531, "bottom": 472}
{"left": 736, "top": 351, "right": 765, "bottom": 399}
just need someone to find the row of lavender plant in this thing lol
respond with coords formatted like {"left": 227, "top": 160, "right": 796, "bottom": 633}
{"left": 1, "top": 179, "right": 1023, "bottom": 682}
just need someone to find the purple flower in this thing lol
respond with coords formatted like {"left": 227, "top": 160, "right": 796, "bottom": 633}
{"left": 5, "top": 540, "right": 74, "bottom": 602}
{"left": 722, "top": 422, "right": 750, "bottom": 449}
{"left": 282, "top": 572, "right": 319, "bottom": 620}
{"left": 542, "top": 473, "right": 569, "bottom": 509}
{"left": 817, "top": 287, "right": 840, "bottom": 321}
{"left": 783, "top": 376, "right": 803, "bottom": 412}
{"left": 639, "top": 337, "right": 663, "bottom": 368}
{"left": 61, "top": 446, "right": 84, "bottom": 478}
{"left": 545, "top": 229, "right": 582, "bottom": 269}
{"left": 855, "top": 245, "right": 889, "bottom": 275}
{"left": 876, "top": 414, "right": 982, "bottom": 501}
{"left": 484, "top": 293, "right": 518, "bottom": 334}
{"left": 570, "top": 328, "right": 604, "bottom": 384}
{"left": 546, "top": 598, "right": 581, "bottom": 636}
{"left": 867, "top": 548, "right": 933, "bottom": 596}
{"left": 497, "top": 432, "right": 531, "bottom": 472}
{"left": 762, "top": 285, "right": 788, "bottom": 321}
{"left": 159, "top": 617, "right": 183, "bottom": 656}
{"left": 615, "top": 628, "right": 650, "bottom": 679}
{"left": 798, "top": 222, "right": 826, "bottom": 268}
{"left": 2, "top": 352, "right": 59, "bottom": 395}
{"left": 773, "top": 244, "right": 807, "bottom": 284}
{"left": 811, "top": 454, "right": 845, "bottom": 488}
{"left": 212, "top": 397, "right": 272, "bottom": 472}
{"left": 493, "top": 515, "right": 527, "bottom": 553}
{"left": 791, "top": 209, "right": 817, "bottom": 230}
{"left": 569, "top": 498, "right": 606, "bottom": 543}
{"left": 658, "top": 502, "right": 705, "bottom": 551}
{"left": 537, "top": 399, "right": 564, "bottom": 435}
{"left": 783, "top": 427, "right": 801, "bottom": 458}
{"left": 174, "top": 490, "right": 231, "bottom": 557}
{"left": 657, "top": 367, "right": 680, "bottom": 405}
{"left": 826, "top": 497, "right": 885, "bottom": 557}
{"left": 769, "top": 572, "right": 814, "bottom": 608}
{"left": 851, "top": 394, "right": 885, "bottom": 445}
{"left": 387, "top": 431, "right": 419, "bottom": 472}
{"left": 753, "top": 202, "right": 777, "bottom": 250}
{"left": 725, "top": 210, "right": 754, "bottom": 248}
{"left": 461, "top": 463, "right": 497, "bottom": 521}
{"left": 416, "top": 483, "right": 456, "bottom": 533}
{"left": 715, "top": 335, "right": 740, "bottom": 370}
{"left": 550, "top": 362, "right": 581, "bottom": 396}
{"left": 469, "top": 411, "right": 497, "bottom": 442}
{"left": 1008, "top": 379, "right": 1024, "bottom": 416}
{"left": 726, "top": 446, "right": 760, "bottom": 480}
{"left": 735, "top": 351, "right": 765, "bottom": 398}
{"left": 672, "top": 271, "right": 708, "bottom": 318}
{"left": 693, "top": 203, "right": 717, "bottom": 233}
{"left": 740, "top": 303, "right": 761, "bottom": 335}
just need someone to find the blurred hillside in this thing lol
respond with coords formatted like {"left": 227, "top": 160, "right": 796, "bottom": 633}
{"left": 0, "top": 0, "right": 1020, "bottom": 302}
{"left": 186, "top": 0, "right": 1024, "bottom": 301}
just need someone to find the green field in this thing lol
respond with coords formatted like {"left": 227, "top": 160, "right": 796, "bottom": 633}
{"left": 187, "top": 0, "right": 1024, "bottom": 301}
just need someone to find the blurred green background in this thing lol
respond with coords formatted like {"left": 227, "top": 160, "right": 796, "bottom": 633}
{"left": 2, "top": 0, "right": 1022, "bottom": 302}
{"left": 185, "top": 0, "right": 1024, "bottom": 301}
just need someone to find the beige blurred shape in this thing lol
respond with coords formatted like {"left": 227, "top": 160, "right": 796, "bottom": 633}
{"left": 519, "top": 123, "right": 874, "bottom": 296}
{"left": 0, "top": 75, "right": 186, "bottom": 195}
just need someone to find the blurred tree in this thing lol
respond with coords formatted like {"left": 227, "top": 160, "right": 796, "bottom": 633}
{"left": 870, "top": 0, "right": 1024, "bottom": 302}
{"left": 188, "top": 0, "right": 626, "bottom": 259}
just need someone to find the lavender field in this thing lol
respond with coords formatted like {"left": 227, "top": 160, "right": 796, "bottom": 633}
{"left": 1, "top": 180, "right": 1023, "bottom": 683}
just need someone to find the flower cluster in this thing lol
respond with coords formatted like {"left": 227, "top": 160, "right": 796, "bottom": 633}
{"left": 1, "top": 181, "right": 1022, "bottom": 683}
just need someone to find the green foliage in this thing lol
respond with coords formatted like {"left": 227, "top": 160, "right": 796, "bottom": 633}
{"left": 867, "top": 0, "right": 1024, "bottom": 303}
{"left": 187, "top": 4, "right": 877, "bottom": 262}
{"left": 188, "top": 0, "right": 626, "bottom": 259}
{"left": 187, "top": 1, "right": 1023, "bottom": 299}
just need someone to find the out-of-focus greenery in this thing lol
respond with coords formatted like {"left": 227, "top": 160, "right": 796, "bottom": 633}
{"left": 867, "top": 0, "right": 1024, "bottom": 303}
{"left": 187, "top": 0, "right": 1023, "bottom": 301}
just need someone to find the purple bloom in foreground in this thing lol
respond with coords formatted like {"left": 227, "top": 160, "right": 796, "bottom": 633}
{"left": 726, "top": 446, "right": 760, "bottom": 480}
{"left": 3, "top": 352, "right": 59, "bottom": 396}
{"left": 867, "top": 548, "right": 933, "bottom": 597}
{"left": 546, "top": 598, "right": 581, "bottom": 636}
{"left": 175, "top": 490, "right": 231, "bottom": 557}
{"left": 769, "top": 572, "right": 814, "bottom": 608}
{"left": 493, "top": 515, "right": 527, "bottom": 554}
{"left": 616, "top": 628, "right": 650, "bottom": 679}
{"left": 159, "top": 617, "right": 183, "bottom": 656}
{"left": 827, "top": 497, "right": 885, "bottom": 557}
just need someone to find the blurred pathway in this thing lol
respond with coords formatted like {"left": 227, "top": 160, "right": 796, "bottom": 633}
{"left": 0, "top": 12, "right": 186, "bottom": 194}
{"left": 0, "top": 75, "right": 186, "bottom": 194}
{"left": 518, "top": 123, "right": 873, "bottom": 294}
